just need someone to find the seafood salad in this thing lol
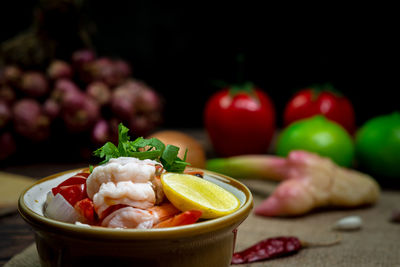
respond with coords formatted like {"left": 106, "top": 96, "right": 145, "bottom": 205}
{"left": 43, "top": 123, "right": 236, "bottom": 229}
{"left": 44, "top": 157, "right": 201, "bottom": 228}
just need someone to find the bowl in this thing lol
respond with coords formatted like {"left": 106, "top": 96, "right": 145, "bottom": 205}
{"left": 18, "top": 168, "right": 253, "bottom": 267}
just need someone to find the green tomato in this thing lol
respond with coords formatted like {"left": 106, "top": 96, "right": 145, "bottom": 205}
{"left": 355, "top": 112, "right": 400, "bottom": 178}
{"left": 276, "top": 115, "right": 354, "bottom": 167}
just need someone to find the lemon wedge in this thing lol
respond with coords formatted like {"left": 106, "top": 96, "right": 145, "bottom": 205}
{"left": 161, "top": 173, "right": 240, "bottom": 219}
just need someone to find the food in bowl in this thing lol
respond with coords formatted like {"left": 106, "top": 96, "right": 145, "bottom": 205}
{"left": 42, "top": 123, "right": 240, "bottom": 229}
{"left": 18, "top": 126, "right": 253, "bottom": 266}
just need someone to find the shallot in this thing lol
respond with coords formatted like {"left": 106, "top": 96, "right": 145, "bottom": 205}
{"left": 47, "top": 60, "right": 73, "bottom": 80}
{"left": 20, "top": 71, "right": 48, "bottom": 97}
{"left": 91, "top": 119, "right": 110, "bottom": 145}
{"left": 51, "top": 79, "right": 80, "bottom": 103}
{"left": 2, "top": 65, "right": 22, "bottom": 86}
{"left": 62, "top": 94, "right": 100, "bottom": 132}
{"left": 72, "top": 49, "right": 96, "bottom": 67}
{"left": 86, "top": 81, "right": 111, "bottom": 106}
{"left": 13, "top": 99, "right": 50, "bottom": 141}
{"left": 42, "top": 99, "right": 60, "bottom": 120}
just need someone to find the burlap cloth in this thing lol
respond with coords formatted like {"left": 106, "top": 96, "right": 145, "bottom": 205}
{"left": 5, "top": 179, "right": 400, "bottom": 267}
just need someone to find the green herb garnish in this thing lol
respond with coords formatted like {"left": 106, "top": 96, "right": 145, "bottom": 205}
{"left": 93, "top": 123, "right": 190, "bottom": 173}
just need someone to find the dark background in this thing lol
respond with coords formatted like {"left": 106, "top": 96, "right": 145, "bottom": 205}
{"left": 1, "top": 1, "right": 398, "bottom": 128}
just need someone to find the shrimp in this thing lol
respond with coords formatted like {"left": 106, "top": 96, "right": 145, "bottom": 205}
{"left": 87, "top": 157, "right": 165, "bottom": 215}
{"left": 93, "top": 181, "right": 156, "bottom": 218}
{"left": 101, "top": 203, "right": 180, "bottom": 229}
{"left": 86, "top": 157, "right": 161, "bottom": 199}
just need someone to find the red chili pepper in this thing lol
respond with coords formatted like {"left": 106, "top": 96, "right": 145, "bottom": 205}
{"left": 231, "top": 236, "right": 301, "bottom": 264}
{"left": 231, "top": 236, "right": 341, "bottom": 264}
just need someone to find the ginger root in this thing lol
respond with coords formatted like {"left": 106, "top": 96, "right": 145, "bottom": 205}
{"left": 254, "top": 151, "right": 380, "bottom": 216}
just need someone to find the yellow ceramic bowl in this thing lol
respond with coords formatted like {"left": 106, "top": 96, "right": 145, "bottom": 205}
{"left": 19, "top": 168, "right": 253, "bottom": 267}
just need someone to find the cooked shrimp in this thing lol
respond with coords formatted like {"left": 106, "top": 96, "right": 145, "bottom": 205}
{"left": 93, "top": 181, "right": 156, "bottom": 218}
{"left": 101, "top": 203, "right": 180, "bottom": 229}
{"left": 86, "top": 157, "right": 161, "bottom": 199}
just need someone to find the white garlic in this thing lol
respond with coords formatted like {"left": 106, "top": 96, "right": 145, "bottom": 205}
{"left": 333, "top": 216, "right": 363, "bottom": 231}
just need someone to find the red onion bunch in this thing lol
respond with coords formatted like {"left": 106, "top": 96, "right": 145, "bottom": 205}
{"left": 0, "top": 50, "right": 163, "bottom": 161}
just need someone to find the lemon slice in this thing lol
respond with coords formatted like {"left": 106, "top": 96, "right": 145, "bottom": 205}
{"left": 161, "top": 173, "right": 240, "bottom": 219}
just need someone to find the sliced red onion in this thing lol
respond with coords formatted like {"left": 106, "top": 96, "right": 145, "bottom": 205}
{"left": 43, "top": 192, "right": 84, "bottom": 224}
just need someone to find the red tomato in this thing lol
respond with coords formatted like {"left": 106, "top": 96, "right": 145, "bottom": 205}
{"left": 58, "top": 184, "right": 87, "bottom": 206}
{"left": 52, "top": 177, "right": 87, "bottom": 195}
{"left": 51, "top": 172, "right": 89, "bottom": 206}
{"left": 75, "top": 198, "right": 96, "bottom": 223}
{"left": 204, "top": 86, "right": 275, "bottom": 157}
{"left": 283, "top": 88, "right": 355, "bottom": 133}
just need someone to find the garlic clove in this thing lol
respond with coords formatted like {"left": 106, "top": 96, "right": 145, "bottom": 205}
{"left": 333, "top": 216, "right": 363, "bottom": 231}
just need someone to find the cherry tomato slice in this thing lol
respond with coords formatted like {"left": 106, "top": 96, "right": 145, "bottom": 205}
{"left": 57, "top": 184, "right": 87, "bottom": 206}
{"left": 75, "top": 198, "right": 96, "bottom": 223}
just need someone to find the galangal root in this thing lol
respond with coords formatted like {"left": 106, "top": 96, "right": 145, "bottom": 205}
{"left": 207, "top": 150, "right": 380, "bottom": 216}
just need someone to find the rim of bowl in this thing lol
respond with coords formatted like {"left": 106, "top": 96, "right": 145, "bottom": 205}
{"left": 18, "top": 168, "right": 253, "bottom": 240}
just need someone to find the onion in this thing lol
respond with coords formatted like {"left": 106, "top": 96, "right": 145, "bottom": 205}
{"left": 148, "top": 130, "right": 207, "bottom": 168}
{"left": 44, "top": 192, "right": 84, "bottom": 223}
{"left": 136, "top": 88, "right": 161, "bottom": 113}
{"left": 13, "top": 99, "right": 50, "bottom": 141}
{"left": 91, "top": 119, "right": 110, "bottom": 145}
{"left": 111, "top": 84, "right": 138, "bottom": 120}
{"left": 114, "top": 59, "right": 132, "bottom": 78}
{"left": 43, "top": 99, "right": 60, "bottom": 120}
{"left": 51, "top": 79, "right": 80, "bottom": 103}
{"left": 86, "top": 81, "right": 111, "bottom": 106}
{"left": 20, "top": 71, "right": 49, "bottom": 97}
{"left": 47, "top": 60, "right": 73, "bottom": 80}
{"left": 3, "top": 65, "right": 22, "bottom": 86}
{"left": 62, "top": 95, "right": 100, "bottom": 132}
{"left": 72, "top": 49, "right": 96, "bottom": 67}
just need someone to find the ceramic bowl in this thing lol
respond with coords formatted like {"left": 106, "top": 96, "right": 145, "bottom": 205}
{"left": 19, "top": 168, "right": 253, "bottom": 267}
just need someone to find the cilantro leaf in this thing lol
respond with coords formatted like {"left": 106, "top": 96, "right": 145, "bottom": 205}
{"left": 162, "top": 145, "right": 180, "bottom": 165}
{"left": 94, "top": 142, "right": 119, "bottom": 164}
{"left": 93, "top": 123, "right": 190, "bottom": 173}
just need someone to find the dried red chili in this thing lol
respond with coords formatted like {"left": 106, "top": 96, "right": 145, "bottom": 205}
{"left": 231, "top": 236, "right": 340, "bottom": 264}
{"left": 231, "top": 236, "right": 301, "bottom": 264}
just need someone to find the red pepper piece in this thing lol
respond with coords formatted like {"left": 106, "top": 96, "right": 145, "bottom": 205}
{"left": 153, "top": 210, "right": 202, "bottom": 228}
{"left": 58, "top": 184, "right": 88, "bottom": 206}
{"left": 231, "top": 236, "right": 302, "bottom": 264}
{"left": 75, "top": 198, "right": 96, "bottom": 223}
{"left": 51, "top": 172, "right": 88, "bottom": 195}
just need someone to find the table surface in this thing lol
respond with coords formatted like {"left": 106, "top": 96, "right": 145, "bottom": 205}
{"left": 1, "top": 130, "right": 400, "bottom": 266}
